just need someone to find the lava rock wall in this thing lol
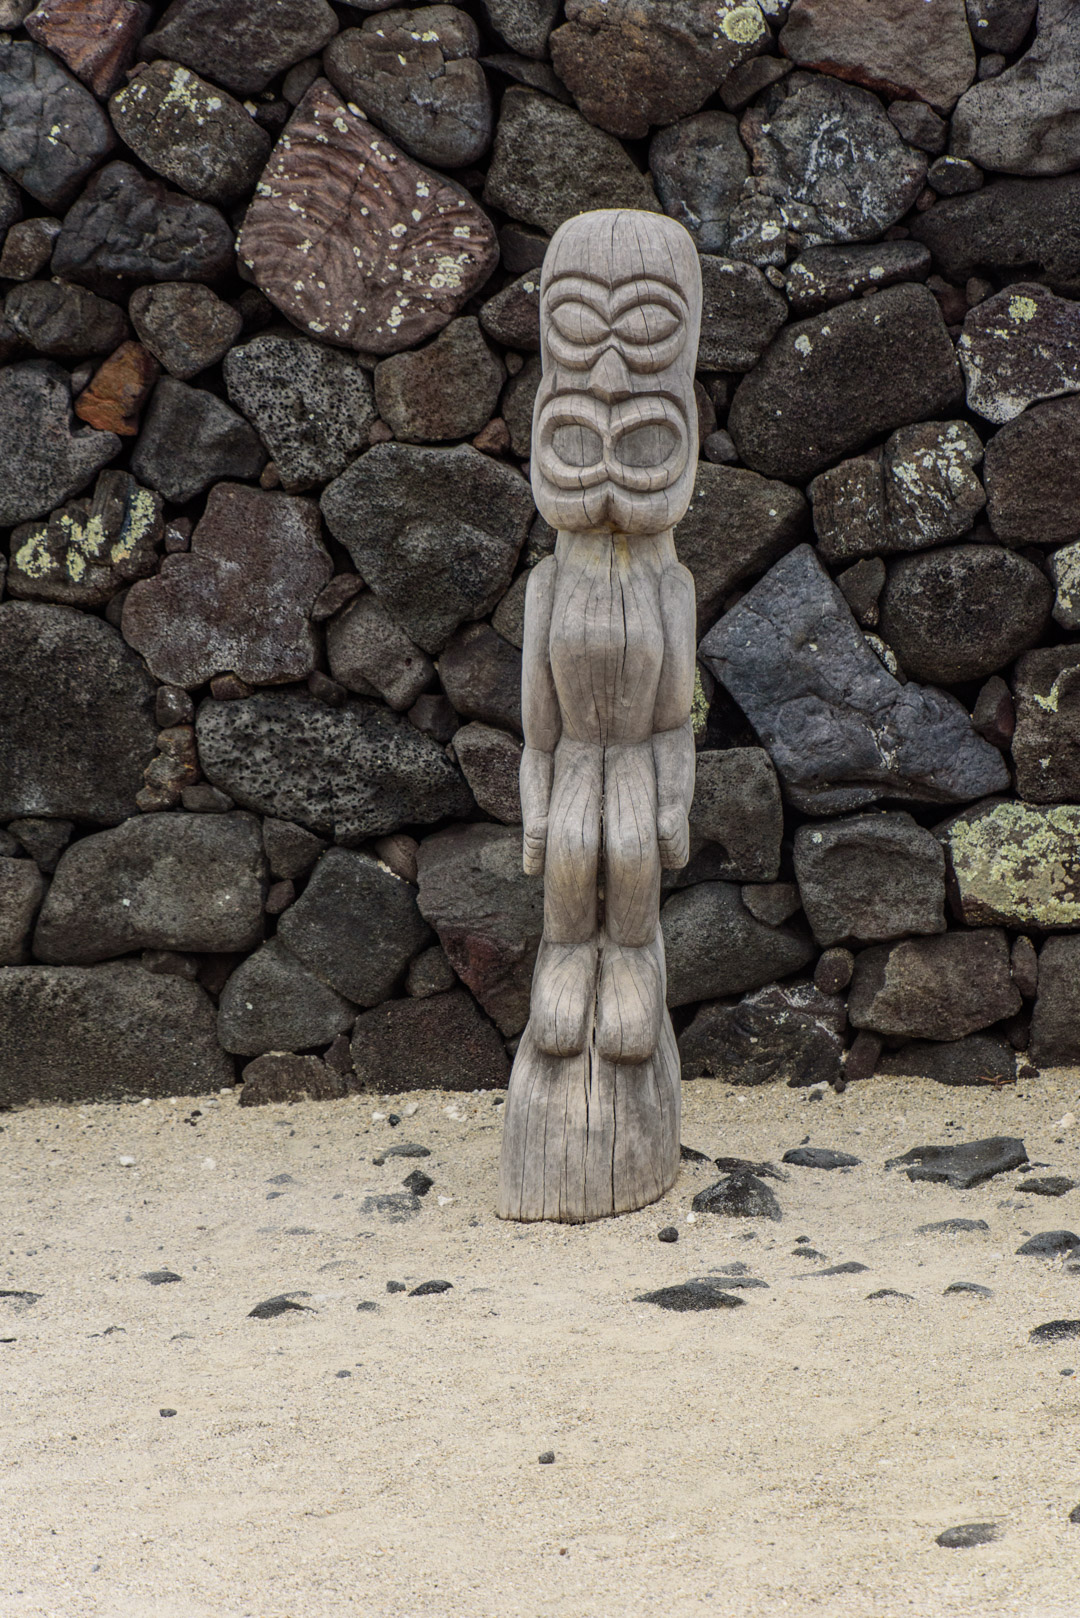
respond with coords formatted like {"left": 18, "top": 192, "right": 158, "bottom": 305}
{"left": 1, "top": 0, "right": 1078, "bottom": 1107}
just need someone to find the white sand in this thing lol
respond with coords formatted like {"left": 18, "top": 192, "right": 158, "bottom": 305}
{"left": 2, "top": 1071, "right": 1080, "bottom": 1618}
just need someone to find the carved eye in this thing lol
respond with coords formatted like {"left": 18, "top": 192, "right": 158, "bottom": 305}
{"left": 611, "top": 303, "right": 680, "bottom": 346}
{"left": 552, "top": 423, "right": 603, "bottom": 467}
{"left": 615, "top": 420, "right": 679, "bottom": 468}
{"left": 549, "top": 301, "right": 610, "bottom": 347}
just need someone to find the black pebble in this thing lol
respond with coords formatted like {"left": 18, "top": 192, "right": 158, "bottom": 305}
{"left": 916, "top": 1219, "right": 990, "bottom": 1235}
{"left": 782, "top": 1147, "right": 861, "bottom": 1170}
{"left": 372, "top": 1156, "right": 385, "bottom": 1166}
{"left": 692, "top": 1171, "right": 782, "bottom": 1221}
{"left": 409, "top": 1280, "right": 452, "bottom": 1296}
{"left": 357, "top": 1300, "right": 378, "bottom": 1312}
{"left": 635, "top": 1281, "right": 746, "bottom": 1312}
{"left": 1069, "top": 1503, "right": 1080, "bottom": 1525}
{"left": 814, "top": 1261, "right": 869, "bottom": 1276}
{"left": 159, "top": 1408, "right": 177, "bottom": 1418}
{"left": 267, "top": 1174, "right": 294, "bottom": 1184}
{"left": 141, "top": 1270, "right": 182, "bottom": 1285}
{"left": 679, "top": 1144, "right": 712, "bottom": 1164}
{"left": 944, "top": 1281, "right": 992, "bottom": 1297}
{"left": 866, "top": 1289, "right": 913, "bottom": 1301}
{"left": 248, "top": 1295, "right": 313, "bottom": 1319}
{"left": 336, "top": 1370, "right": 352, "bottom": 1378}
{"left": 1017, "top": 1176, "right": 1077, "bottom": 1197}
{"left": 791, "top": 1248, "right": 827, "bottom": 1261}
{"left": 1016, "top": 1230, "right": 1080, "bottom": 1257}
{"left": 402, "top": 1169, "right": 434, "bottom": 1196}
{"left": 936, "top": 1522, "right": 999, "bottom": 1549}
{"left": 386, "top": 1281, "right": 407, "bottom": 1293}
{"left": 0, "top": 1290, "right": 41, "bottom": 1305}
{"left": 387, "top": 1113, "right": 401, "bottom": 1127}
{"left": 539, "top": 1451, "right": 555, "bottom": 1464}
{"left": 386, "top": 1143, "right": 432, "bottom": 1159}
{"left": 1029, "top": 1319, "right": 1080, "bottom": 1343}
{"left": 658, "top": 1226, "right": 679, "bottom": 1243}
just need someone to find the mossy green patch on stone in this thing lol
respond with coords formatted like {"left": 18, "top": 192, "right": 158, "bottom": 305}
{"left": 945, "top": 801, "right": 1080, "bottom": 928}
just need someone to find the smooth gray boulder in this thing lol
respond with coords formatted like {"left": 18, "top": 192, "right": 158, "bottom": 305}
{"left": 793, "top": 812, "right": 947, "bottom": 947}
{"left": 848, "top": 929, "right": 1021, "bottom": 1040}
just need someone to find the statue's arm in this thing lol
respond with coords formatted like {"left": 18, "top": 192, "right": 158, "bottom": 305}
{"left": 519, "top": 555, "right": 561, "bottom": 876}
{"left": 652, "top": 562, "right": 696, "bottom": 871}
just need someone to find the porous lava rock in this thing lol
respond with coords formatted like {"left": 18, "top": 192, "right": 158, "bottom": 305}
{"left": 0, "top": 360, "right": 120, "bottom": 526}
{"left": 451, "top": 723, "right": 522, "bottom": 824}
{"left": 959, "top": 284, "right": 1080, "bottom": 424}
{"left": 74, "top": 340, "right": 158, "bottom": 435}
{"left": 686, "top": 749, "right": 783, "bottom": 883}
{"left": 1031, "top": 936, "right": 1080, "bottom": 1066}
{"left": 877, "top": 1034, "right": 1016, "bottom": 1087}
{"left": 848, "top": 929, "right": 1021, "bottom": 1040}
{"left": 0, "top": 859, "right": 45, "bottom": 967}
{"left": 784, "top": 241, "right": 931, "bottom": 315}
{"left": 676, "top": 463, "right": 809, "bottom": 628}
{"left": 373, "top": 317, "right": 505, "bottom": 443}
{"left": 984, "top": 395, "right": 1080, "bottom": 545}
{"left": 130, "top": 283, "right": 242, "bottom": 382}
{"left": 951, "top": 0, "right": 1080, "bottom": 177}
{"left": 939, "top": 801, "right": 1080, "bottom": 930}
{"left": 109, "top": 60, "right": 271, "bottom": 207}
{"left": 224, "top": 333, "right": 377, "bottom": 489}
{"left": 6, "top": 469, "right": 162, "bottom": 607}
{"left": 24, "top": 0, "right": 149, "bottom": 99}
{"left": 4, "top": 280, "right": 128, "bottom": 360}
{"left": 1012, "top": 647, "right": 1080, "bottom": 804}
{"left": 437, "top": 622, "right": 522, "bottom": 736}
{"left": 216, "top": 937, "right": 355, "bottom": 1057}
{"left": 648, "top": 110, "right": 750, "bottom": 255}
{"left": 697, "top": 255, "right": 788, "bottom": 371}
{"left": 325, "top": 592, "right": 434, "bottom": 712}
{"left": 130, "top": 379, "right": 266, "bottom": 503}
{"left": 351, "top": 988, "right": 510, "bottom": 1091}
{"left": 661, "top": 881, "right": 815, "bottom": 1007}
{"left": 910, "top": 176, "right": 1080, "bottom": 297}
{"left": 679, "top": 981, "right": 845, "bottom": 1087}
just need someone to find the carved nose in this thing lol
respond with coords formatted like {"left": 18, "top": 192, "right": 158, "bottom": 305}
{"left": 586, "top": 345, "right": 633, "bottom": 402}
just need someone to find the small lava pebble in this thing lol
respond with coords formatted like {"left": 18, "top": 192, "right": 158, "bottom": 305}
{"left": 387, "top": 1114, "right": 401, "bottom": 1127}
{"left": 539, "top": 1451, "right": 555, "bottom": 1465}
{"left": 159, "top": 1408, "right": 177, "bottom": 1418}
{"left": 658, "top": 1226, "right": 679, "bottom": 1243}
{"left": 356, "top": 1301, "right": 378, "bottom": 1312}
{"left": 936, "top": 1522, "right": 1000, "bottom": 1549}
{"left": 386, "top": 1281, "right": 407, "bottom": 1294}
{"left": 335, "top": 1370, "right": 352, "bottom": 1378}
{"left": 402, "top": 1169, "right": 434, "bottom": 1196}
{"left": 409, "top": 1279, "right": 452, "bottom": 1296}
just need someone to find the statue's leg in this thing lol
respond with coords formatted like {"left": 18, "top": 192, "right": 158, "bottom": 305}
{"left": 530, "top": 737, "right": 601, "bottom": 1056}
{"left": 596, "top": 741, "right": 664, "bottom": 1063}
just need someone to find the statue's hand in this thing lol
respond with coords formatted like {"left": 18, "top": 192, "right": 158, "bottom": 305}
{"left": 657, "top": 804, "right": 690, "bottom": 870}
{"left": 523, "top": 817, "right": 548, "bottom": 876}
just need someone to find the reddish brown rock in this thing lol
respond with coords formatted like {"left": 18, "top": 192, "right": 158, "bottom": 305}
{"left": 25, "top": 0, "right": 149, "bottom": 98}
{"left": 74, "top": 340, "right": 158, "bottom": 435}
{"left": 238, "top": 79, "right": 498, "bottom": 356}
{"left": 780, "top": 0, "right": 975, "bottom": 114}
{"left": 350, "top": 989, "right": 510, "bottom": 1092}
{"left": 121, "top": 483, "right": 332, "bottom": 688}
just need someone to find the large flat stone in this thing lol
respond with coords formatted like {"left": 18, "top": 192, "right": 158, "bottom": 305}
{"left": 939, "top": 800, "right": 1080, "bottom": 930}
{"left": 0, "top": 361, "right": 120, "bottom": 527}
{"left": 661, "top": 881, "right": 815, "bottom": 1008}
{"left": 780, "top": 0, "right": 974, "bottom": 113}
{"left": 0, "top": 601, "right": 156, "bottom": 824}
{"left": 848, "top": 929, "right": 1021, "bottom": 1040}
{"left": 910, "top": 176, "right": 1080, "bottom": 297}
{"left": 793, "top": 811, "right": 946, "bottom": 946}
{"left": 728, "top": 284, "right": 962, "bottom": 480}
{"left": 0, "top": 963, "right": 232, "bottom": 1104}
{"left": 984, "top": 395, "right": 1080, "bottom": 545}
{"left": 698, "top": 545, "right": 1010, "bottom": 814}
{"left": 0, "top": 40, "right": 114, "bottom": 208}
{"left": 350, "top": 988, "right": 510, "bottom": 1091}
{"left": 216, "top": 938, "right": 356, "bottom": 1057}
{"left": 33, "top": 812, "right": 266, "bottom": 964}
{"left": 951, "top": 0, "right": 1080, "bottom": 177}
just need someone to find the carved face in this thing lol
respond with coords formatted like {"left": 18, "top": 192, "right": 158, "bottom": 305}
{"left": 531, "top": 210, "right": 702, "bottom": 535}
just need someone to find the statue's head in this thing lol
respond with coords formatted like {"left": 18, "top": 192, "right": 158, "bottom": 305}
{"left": 531, "top": 209, "right": 702, "bottom": 536}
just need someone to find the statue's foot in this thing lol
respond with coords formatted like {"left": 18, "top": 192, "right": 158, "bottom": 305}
{"left": 531, "top": 940, "right": 598, "bottom": 1056}
{"left": 595, "top": 938, "right": 663, "bottom": 1064}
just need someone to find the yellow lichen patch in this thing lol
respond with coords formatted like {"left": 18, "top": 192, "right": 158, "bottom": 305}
{"left": 720, "top": 4, "right": 766, "bottom": 43}
{"left": 691, "top": 666, "right": 710, "bottom": 742}
{"left": 1008, "top": 294, "right": 1039, "bottom": 323}
{"left": 947, "top": 802, "right": 1080, "bottom": 926}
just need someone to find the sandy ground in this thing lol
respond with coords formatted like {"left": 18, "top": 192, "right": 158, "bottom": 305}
{"left": 2, "top": 1072, "right": 1080, "bottom": 1618}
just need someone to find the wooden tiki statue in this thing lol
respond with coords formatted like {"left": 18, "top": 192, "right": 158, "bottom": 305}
{"left": 497, "top": 209, "right": 703, "bottom": 1223}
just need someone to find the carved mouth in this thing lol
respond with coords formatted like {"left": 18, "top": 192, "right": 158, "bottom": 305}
{"left": 535, "top": 393, "right": 689, "bottom": 494}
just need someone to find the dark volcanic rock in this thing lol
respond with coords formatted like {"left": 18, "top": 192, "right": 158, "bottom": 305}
{"left": 33, "top": 812, "right": 265, "bottom": 964}
{"left": 483, "top": 89, "right": 659, "bottom": 236}
{"left": 141, "top": 0, "right": 339, "bottom": 95}
{"left": 958, "top": 284, "right": 1080, "bottom": 424}
{"left": 0, "top": 858, "right": 45, "bottom": 967}
{"left": 793, "top": 812, "right": 946, "bottom": 947}
{"left": 936, "top": 1523, "right": 1000, "bottom": 1549}
{"left": 648, "top": 110, "right": 749, "bottom": 255}
{"left": 0, "top": 361, "right": 119, "bottom": 526}
{"left": 692, "top": 1171, "right": 782, "bottom": 1221}
{"left": 848, "top": 930, "right": 1021, "bottom": 1040}
{"left": 697, "top": 255, "right": 788, "bottom": 372}
{"left": 217, "top": 938, "right": 355, "bottom": 1056}
{"left": 1029, "top": 1319, "right": 1080, "bottom": 1343}
{"left": 131, "top": 379, "right": 266, "bottom": 504}
{"left": 0, "top": 962, "right": 231, "bottom": 1105}
{"left": 877, "top": 1034, "right": 1016, "bottom": 1086}
{"left": 676, "top": 463, "right": 809, "bottom": 629}
{"left": 810, "top": 421, "right": 986, "bottom": 564}
{"left": 237, "top": 80, "right": 497, "bottom": 356}
{"left": 549, "top": 0, "right": 766, "bottom": 139}
{"left": 728, "top": 285, "right": 962, "bottom": 480}
{"left": 437, "top": 623, "right": 522, "bottom": 736}
{"left": 130, "top": 283, "right": 242, "bottom": 383}
{"left": 196, "top": 691, "right": 474, "bottom": 842}
{"left": 479, "top": 271, "right": 541, "bottom": 351}
{"left": 0, "top": 601, "right": 156, "bottom": 823}
{"left": 879, "top": 546, "right": 1052, "bottom": 686}
{"left": 916, "top": 1218, "right": 990, "bottom": 1234}
{"left": 0, "top": 41, "right": 114, "bottom": 209}
{"left": 323, "top": 7, "right": 492, "bottom": 168}
{"left": 729, "top": 76, "right": 926, "bottom": 264}
{"left": 1019, "top": 1177, "right": 1077, "bottom": 1198}
{"left": 326, "top": 592, "right": 434, "bottom": 713}
{"left": 224, "top": 334, "right": 376, "bottom": 488}
{"left": 888, "top": 1136, "right": 1028, "bottom": 1188}
{"left": 784, "top": 241, "right": 932, "bottom": 315}
{"left": 783, "top": 1146, "right": 861, "bottom": 1169}
{"left": 451, "top": 723, "right": 522, "bottom": 825}
{"left": 634, "top": 1280, "right": 746, "bottom": 1312}
{"left": 1012, "top": 647, "right": 1080, "bottom": 804}
{"left": 277, "top": 848, "right": 430, "bottom": 1007}
{"left": 662, "top": 882, "right": 815, "bottom": 1008}
{"left": 686, "top": 750, "right": 783, "bottom": 883}
{"left": 1016, "top": 1230, "right": 1080, "bottom": 1257}
{"left": 938, "top": 801, "right": 1080, "bottom": 931}
{"left": 779, "top": 0, "right": 974, "bottom": 112}
{"left": 51, "top": 162, "right": 234, "bottom": 298}
{"left": 679, "top": 983, "right": 844, "bottom": 1088}
{"left": 321, "top": 443, "right": 532, "bottom": 654}
{"left": 698, "top": 546, "right": 1010, "bottom": 815}
{"left": 1031, "top": 936, "right": 1080, "bottom": 1066}
{"left": 985, "top": 396, "right": 1080, "bottom": 546}
{"left": 248, "top": 1294, "right": 314, "bottom": 1319}
{"left": 262, "top": 819, "right": 326, "bottom": 883}
{"left": 416, "top": 824, "right": 542, "bottom": 1037}
{"left": 4, "top": 280, "right": 127, "bottom": 360}
{"left": 951, "top": 0, "right": 1080, "bottom": 177}
{"left": 7, "top": 469, "right": 160, "bottom": 609}
{"left": 373, "top": 317, "right": 505, "bottom": 443}
{"left": 910, "top": 176, "right": 1080, "bottom": 297}
{"left": 121, "top": 484, "right": 330, "bottom": 687}
{"left": 109, "top": 60, "right": 271, "bottom": 206}
{"left": 24, "top": 0, "right": 149, "bottom": 99}
{"left": 239, "top": 1052, "right": 343, "bottom": 1105}
{"left": 350, "top": 989, "right": 511, "bottom": 1091}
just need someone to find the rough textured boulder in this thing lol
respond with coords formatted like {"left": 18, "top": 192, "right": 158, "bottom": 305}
{"left": 1031, "top": 936, "right": 1080, "bottom": 1066}
{"left": 679, "top": 982, "right": 845, "bottom": 1087}
{"left": 661, "top": 881, "right": 815, "bottom": 1007}
{"left": 437, "top": 622, "right": 522, "bottom": 736}
{"left": 351, "top": 989, "right": 511, "bottom": 1091}
{"left": 0, "top": 601, "right": 156, "bottom": 823}
{"left": 959, "top": 284, "right": 1080, "bottom": 424}
{"left": 910, "top": 175, "right": 1080, "bottom": 296}
{"left": 5, "top": 470, "right": 161, "bottom": 608}
{"left": 649, "top": 110, "right": 749, "bottom": 255}
{"left": 939, "top": 801, "right": 1080, "bottom": 930}
{"left": 728, "top": 285, "right": 963, "bottom": 480}
{"left": 793, "top": 812, "right": 946, "bottom": 946}
{"left": 878, "top": 546, "right": 1052, "bottom": 685}
{"left": 0, "top": 361, "right": 120, "bottom": 526}
{"left": 951, "top": 0, "right": 1080, "bottom": 177}
{"left": 121, "top": 484, "right": 332, "bottom": 688}
{"left": 676, "top": 463, "right": 809, "bottom": 628}
{"left": 239, "top": 1051, "right": 344, "bottom": 1105}
{"left": 24, "top": 0, "right": 150, "bottom": 99}
{"left": 415, "top": 824, "right": 543, "bottom": 1037}
{"left": 848, "top": 929, "right": 1021, "bottom": 1040}
{"left": 984, "top": 395, "right": 1080, "bottom": 545}
{"left": 321, "top": 443, "right": 532, "bottom": 653}
{"left": 784, "top": 241, "right": 931, "bottom": 315}
{"left": 130, "top": 379, "right": 266, "bottom": 504}
{"left": 325, "top": 592, "right": 434, "bottom": 712}
{"left": 4, "top": 279, "right": 128, "bottom": 359}
{"left": 277, "top": 848, "right": 431, "bottom": 1007}
{"left": 224, "top": 333, "right": 377, "bottom": 489}
{"left": 877, "top": 1034, "right": 1016, "bottom": 1086}
{"left": 109, "top": 59, "right": 271, "bottom": 205}
{"left": 698, "top": 546, "right": 1010, "bottom": 814}
{"left": 451, "top": 723, "right": 522, "bottom": 824}
{"left": 0, "top": 40, "right": 115, "bottom": 207}
{"left": 1012, "top": 647, "right": 1080, "bottom": 804}
{"left": 779, "top": 0, "right": 975, "bottom": 112}
{"left": 0, "top": 963, "right": 232, "bottom": 1104}
{"left": 140, "top": 0, "right": 339, "bottom": 95}
{"left": 237, "top": 80, "right": 497, "bottom": 355}
{"left": 216, "top": 938, "right": 356, "bottom": 1057}
{"left": 131, "top": 283, "right": 242, "bottom": 382}
{"left": 686, "top": 749, "right": 783, "bottom": 883}
{"left": 0, "top": 858, "right": 45, "bottom": 966}
{"left": 33, "top": 812, "right": 266, "bottom": 964}
{"left": 373, "top": 317, "right": 505, "bottom": 443}
{"left": 697, "top": 255, "right": 787, "bottom": 371}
